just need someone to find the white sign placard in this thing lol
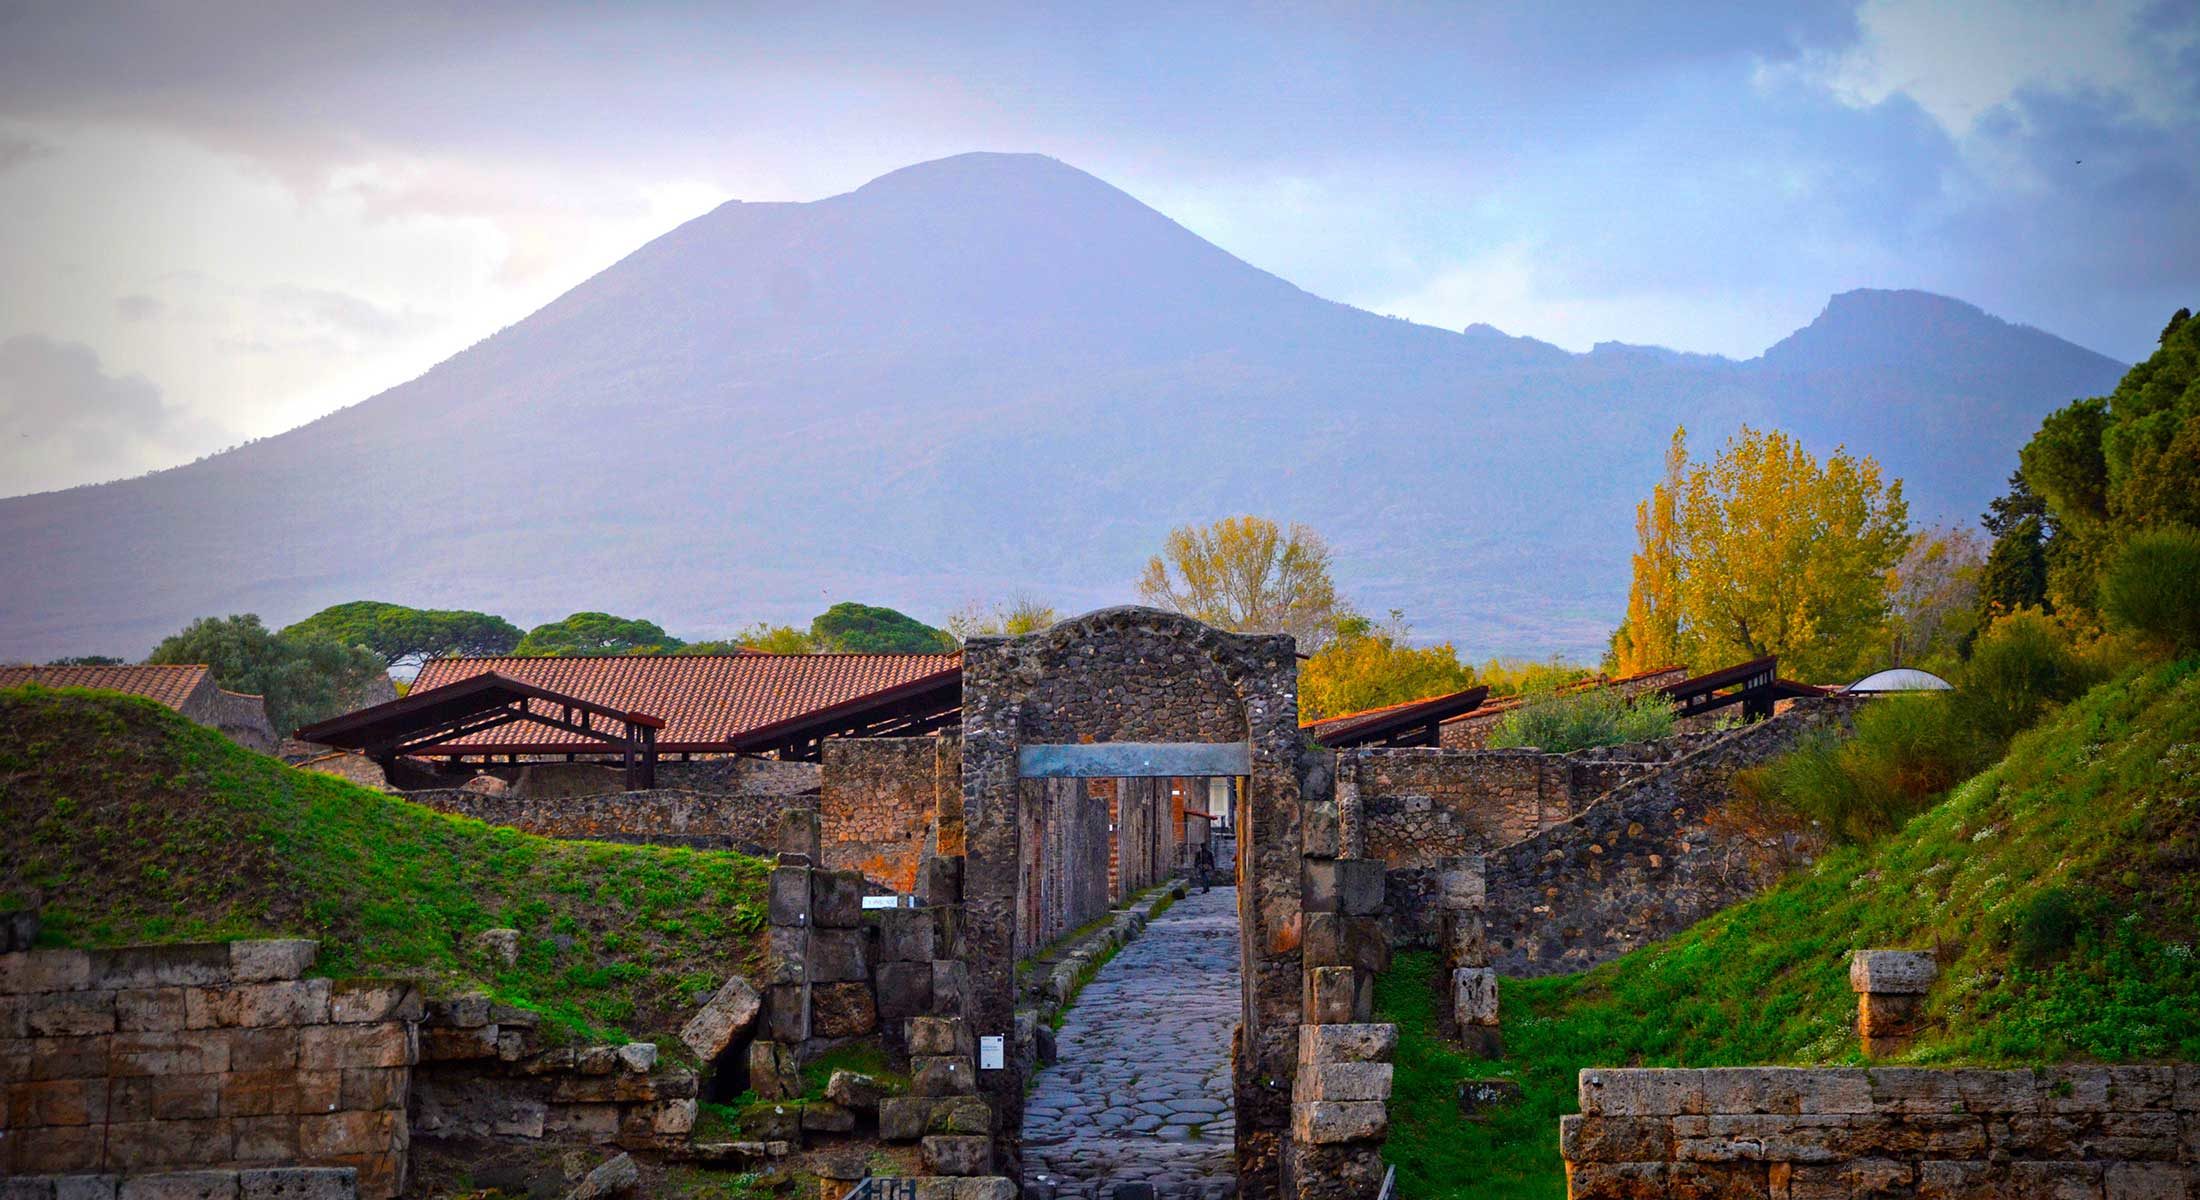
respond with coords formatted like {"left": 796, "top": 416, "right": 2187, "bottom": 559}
{"left": 860, "top": 895, "right": 903, "bottom": 910}
{"left": 979, "top": 1035, "right": 1006, "bottom": 1070}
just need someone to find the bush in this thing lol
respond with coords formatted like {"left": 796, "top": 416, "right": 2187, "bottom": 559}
{"left": 1735, "top": 694, "right": 1980, "bottom": 843}
{"left": 1487, "top": 683, "right": 1677, "bottom": 752}
{"left": 1954, "top": 609, "right": 2099, "bottom": 745}
{"left": 2100, "top": 526, "right": 2200, "bottom": 657}
{"left": 2011, "top": 886, "right": 2083, "bottom": 967}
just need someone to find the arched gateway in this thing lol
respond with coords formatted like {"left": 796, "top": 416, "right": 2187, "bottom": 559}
{"left": 957, "top": 608, "right": 1391, "bottom": 1200}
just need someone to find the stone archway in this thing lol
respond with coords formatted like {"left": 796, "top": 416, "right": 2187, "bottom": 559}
{"left": 957, "top": 607, "right": 1307, "bottom": 1200}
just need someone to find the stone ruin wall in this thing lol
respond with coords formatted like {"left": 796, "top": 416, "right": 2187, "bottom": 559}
{"left": 1563, "top": 1065, "right": 2200, "bottom": 1198}
{"left": 398, "top": 786, "right": 794, "bottom": 852}
{"left": 821, "top": 737, "right": 959, "bottom": 896}
{"left": 0, "top": 938, "right": 417, "bottom": 1197}
{"left": 1482, "top": 697, "right": 1860, "bottom": 976}
{"left": 1343, "top": 737, "right": 1716, "bottom": 948}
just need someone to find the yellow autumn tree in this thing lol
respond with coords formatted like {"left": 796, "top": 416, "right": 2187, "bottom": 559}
{"left": 1138, "top": 515, "right": 1346, "bottom": 650}
{"left": 1610, "top": 426, "right": 1910, "bottom": 681}
{"left": 1299, "top": 611, "right": 1476, "bottom": 721}
{"left": 1607, "top": 429, "right": 1688, "bottom": 674}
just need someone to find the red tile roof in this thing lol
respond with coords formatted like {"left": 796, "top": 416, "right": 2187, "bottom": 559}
{"left": 409, "top": 653, "right": 962, "bottom": 753}
{"left": 0, "top": 664, "right": 216, "bottom": 711}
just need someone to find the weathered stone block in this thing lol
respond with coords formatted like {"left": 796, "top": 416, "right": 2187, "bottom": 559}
{"left": 875, "top": 962, "right": 934, "bottom": 1026}
{"left": 912, "top": 1054, "right": 976, "bottom": 1096}
{"left": 878, "top": 1096, "right": 935, "bottom": 1141}
{"left": 1302, "top": 800, "right": 1342, "bottom": 858}
{"left": 185, "top": 980, "right": 331, "bottom": 1029}
{"left": 1457, "top": 1077, "right": 1523, "bottom": 1118}
{"left": 1560, "top": 1114, "right": 1676, "bottom": 1164}
{"left": 424, "top": 994, "right": 491, "bottom": 1027}
{"left": 104, "top": 1117, "right": 234, "bottom": 1171}
{"left": 2104, "top": 1162, "right": 2189, "bottom": 1200}
{"left": 339, "top": 1067, "right": 409, "bottom": 1111}
{"left": 949, "top": 1180, "right": 1017, "bottom": 1200}
{"left": 920, "top": 855, "right": 963, "bottom": 907}
{"left": 765, "top": 985, "right": 808, "bottom": 1044}
{"left": 114, "top": 1173, "right": 239, "bottom": 1200}
{"left": 1849, "top": 950, "right": 1937, "bottom": 995}
{"left": 878, "top": 909, "right": 936, "bottom": 962}
{"left": 930, "top": 960, "right": 969, "bottom": 1012}
{"left": 800, "top": 1101, "right": 856, "bottom": 1133}
{"left": 747, "top": 1039, "right": 802, "bottom": 1101}
{"left": 1453, "top": 967, "right": 1499, "bottom": 1027}
{"left": 26, "top": 990, "right": 118, "bottom": 1037}
{"left": 1580, "top": 1069, "right": 1708, "bottom": 1117}
{"left": 11, "top": 1076, "right": 112, "bottom": 1125}
{"left": 299, "top": 1109, "right": 401, "bottom": 1158}
{"left": 769, "top": 867, "right": 811, "bottom": 926}
{"left": 923, "top": 1134, "right": 993, "bottom": 1176}
{"left": 111, "top": 1073, "right": 222, "bottom": 1122}
{"left": 28, "top": 1034, "right": 113, "bottom": 1080}
{"left": 417, "top": 1023, "right": 497, "bottom": 1062}
{"left": 220, "top": 1070, "right": 301, "bottom": 1118}
{"left": 230, "top": 1113, "right": 302, "bottom": 1162}
{"left": 1700, "top": 1067, "right": 1872, "bottom": 1115}
{"left": 1291, "top": 1100, "right": 1387, "bottom": 1144}
{"left": 1304, "top": 966, "right": 1368, "bottom": 1024}
{"left": 325, "top": 981, "right": 419, "bottom": 1025}
{"left": 1298, "top": 1023, "right": 1396, "bottom": 1065}
{"left": 811, "top": 982, "right": 879, "bottom": 1037}
{"left": 116, "top": 988, "right": 188, "bottom": 1032}
{"left": 679, "top": 974, "right": 762, "bottom": 1063}
{"left": 10, "top": 1123, "right": 105, "bottom": 1172}
{"left": 111, "top": 1031, "right": 230, "bottom": 1077}
{"left": 55, "top": 1177, "right": 120, "bottom": 1200}
{"left": 765, "top": 927, "right": 807, "bottom": 985}
{"left": 907, "top": 1015, "right": 970, "bottom": 1057}
{"left": 1293, "top": 1060, "right": 1393, "bottom": 1103}
{"left": 811, "top": 871, "right": 866, "bottom": 928}
{"left": 778, "top": 808, "right": 823, "bottom": 861}
{"left": 825, "top": 1069, "right": 890, "bottom": 1111}
{"left": 806, "top": 930, "right": 872, "bottom": 983}
{"left": 229, "top": 940, "right": 318, "bottom": 983}
{"left": 236, "top": 1168, "right": 356, "bottom": 1200}
{"left": 1445, "top": 910, "right": 1488, "bottom": 970}
{"left": 1560, "top": 1162, "right": 1668, "bottom": 1199}
{"left": 1335, "top": 859, "right": 1386, "bottom": 916}
{"left": 1, "top": 949, "right": 92, "bottom": 995}
{"left": 1438, "top": 858, "right": 1487, "bottom": 909}
{"left": 1301, "top": 913, "right": 1388, "bottom": 973}
{"left": 87, "top": 945, "right": 233, "bottom": 992}
{"left": 927, "top": 1094, "right": 994, "bottom": 1135}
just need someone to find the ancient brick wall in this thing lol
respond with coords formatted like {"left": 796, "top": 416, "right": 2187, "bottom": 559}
{"left": 399, "top": 787, "right": 796, "bottom": 852}
{"left": 1483, "top": 698, "right": 1860, "bottom": 976}
{"left": 1563, "top": 1065, "right": 2200, "bottom": 1198}
{"left": 0, "top": 939, "right": 417, "bottom": 1197}
{"left": 821, "top": 737, "right": 957, "bottom": 895}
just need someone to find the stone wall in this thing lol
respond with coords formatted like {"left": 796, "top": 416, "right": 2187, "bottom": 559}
{"left": 821, "top": 737, "right": 957, "bottom": 895}
{"left": 408, "top": 997, "right": 698, "bottom": 1153}
{"left": 0, "top": 938, "right": 417, "bottom": 1197}
{"left": 189, "top": 688, "right": 280, "bottom": 756}
{"left": 1483, "top": 698, "right": 1860, "bottom": 976}
{"left": 398, "top": 787, "right": 794, "bottom": 852}
{"left": 1562, "top": 1065, "right": 2200, "bottom": 1198}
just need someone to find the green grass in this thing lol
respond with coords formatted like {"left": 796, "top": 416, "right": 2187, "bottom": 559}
{"left": 0, "top": 685, "right": 772, "bottom": 1044}
{"left": 1381, "top": 657, "right": 2200, "bottom": 1199}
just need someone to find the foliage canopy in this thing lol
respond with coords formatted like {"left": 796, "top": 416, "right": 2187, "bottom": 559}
{"left": 1299, "top": 611, "right": 1474, "bottom": 722}
{"left": 282, "top": 600, "right": 523, "bottom": 669}
{"left": 513, "top": 612, "right": 686, "bottom": 657}
{"left": 807, "top": 602, "right": 956, "bottom": 653}
{"left": 1138, "top": 515, "right": 1346, "bottom": 651}
{"left": 147, "top": 613, "right": 385, "bottom": 732}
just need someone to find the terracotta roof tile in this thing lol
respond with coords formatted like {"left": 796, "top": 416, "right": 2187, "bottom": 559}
{"left": 409, "top": 653, "right": 962, "bottom": 752}
{"left": 0, "top": 663, "right": 215, "bottom": 711}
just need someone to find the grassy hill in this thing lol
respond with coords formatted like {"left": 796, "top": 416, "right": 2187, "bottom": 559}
{"left": 0, "top": 685, "right": 770, "bottom": 1044}
{"left": 1381, "top": 657, "right": 2200, "bottom": 1199}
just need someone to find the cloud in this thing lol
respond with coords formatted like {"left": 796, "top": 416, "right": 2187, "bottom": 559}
{"left": 115, "top": 293, "right": 164, "bottom": 322}
{"left": 0, "top": 134, "right": 55, "bottom": 172}
{"left": 0, "top": 335, "right": 225, "bottom": 497}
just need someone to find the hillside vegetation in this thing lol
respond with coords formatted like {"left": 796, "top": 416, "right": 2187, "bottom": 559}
{"left": 1381, "top": 657, "right": 2200, "bottom": 1199}
{"left": 0, "top": 685, "right": 770, "bottom": 1044}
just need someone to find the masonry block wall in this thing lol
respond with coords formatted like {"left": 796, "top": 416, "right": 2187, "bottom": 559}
{"left": 399, "top": 786, "right": 798, "bottom": 851}
{"left": 1482, "top": 698, "right": 1861, "bottom": 976}
{"left": 0, "top": 939, "right": 417, "bottom": 1198}
{"left": 409, "top": 999, "right": 698, "bottom": 1153}
{"left": 1562, "top": 1066, "right": 2200, "bottom": 1198}
{"left": 822, "top": 737, "right": 959, "bottom": 895}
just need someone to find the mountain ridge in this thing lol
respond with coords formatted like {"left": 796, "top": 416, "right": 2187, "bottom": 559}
{"left": 0, "top": 152, "right": 2129, "bottom": 662}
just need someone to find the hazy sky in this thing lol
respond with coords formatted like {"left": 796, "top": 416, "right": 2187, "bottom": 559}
{"left": 2, "top": 1, "right": 2195, "bottom": 497}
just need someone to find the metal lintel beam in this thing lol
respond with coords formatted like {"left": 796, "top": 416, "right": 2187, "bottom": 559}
{"left": 1018, "top": 741, "right": 1252, "bottom": 779}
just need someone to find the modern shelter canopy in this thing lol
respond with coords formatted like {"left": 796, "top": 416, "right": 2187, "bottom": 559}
{"left": 293, "top": 672, "right": 666, "bottom": 788}
{"left": 1843, "top": 667, "right": 1955, "bottom": 694}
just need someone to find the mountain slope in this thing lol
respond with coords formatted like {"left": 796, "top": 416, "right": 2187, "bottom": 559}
{"left": 0, "top": 153, "right": 2128, "bottom": 662}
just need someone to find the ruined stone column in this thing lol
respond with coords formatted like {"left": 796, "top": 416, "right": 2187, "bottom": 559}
{"left": 1850, "top": 949, "right": 1936, "bottom": 1057}
{"left": 1440, "top": 855, "right": 1500, "bottom": 1057}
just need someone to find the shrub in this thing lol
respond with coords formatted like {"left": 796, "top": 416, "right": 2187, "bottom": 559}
{"left": 2100, "top": 526, "right": 2200, "bottom": 657}
{"left": 1734, "top": 694, "right": 1979, "bottom": 842}
{"left": 2012, "top": 887, "right": 2083, "bottom": 967}
{"left": 1954, "top": 609, "right": 2100, "bottom": 745}
{"left": 1487, "top": 683, "right": 1677, "bottom": 752}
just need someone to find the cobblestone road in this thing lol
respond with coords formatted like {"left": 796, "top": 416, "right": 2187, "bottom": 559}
{"left": 1023, "top": 885, "right": 1240, "bottom": 1199}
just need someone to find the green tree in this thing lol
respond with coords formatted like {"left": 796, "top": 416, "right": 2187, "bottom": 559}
{"left": 1138, "top": 515, "right": 1346, "bottom": 650}
{"left": 2100, "top": 525, "right": 2200, "bottom": 657}
{"left": 46, "top": 655, "right": 125, "bottom": 666}
{"left": 1610, "top": 426, "right": 1910, "bottom": 680}
{"left": 1299, "top": 611, "right": 1475, "bottom": 721}
{"left": 732, "top": 623, "right": 822, "bottom": 654}
{"left": 808, "top": 603, "right": 955, "bottom": 653}
{"left": 1888, "top": 526, "right": 1983, "bottom": 667}
{"left": 282, "top": 601, "right": 523, "bottom": 669}
{"left": 513, "top": 612, "right": 685, "bottom": 656}
{"left": 945, "top": 597, "right": 1061, "bottom": 641}
{"left": 146, "top": 614, "right": 384, "bottom": 732}
{"left": 1977, "top": 472, "right": 2053, "bottom": 620}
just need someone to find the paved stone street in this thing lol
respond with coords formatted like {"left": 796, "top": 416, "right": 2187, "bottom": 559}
{"left": 1024, "top": 884, "right": 1240, "bottom": 1199}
